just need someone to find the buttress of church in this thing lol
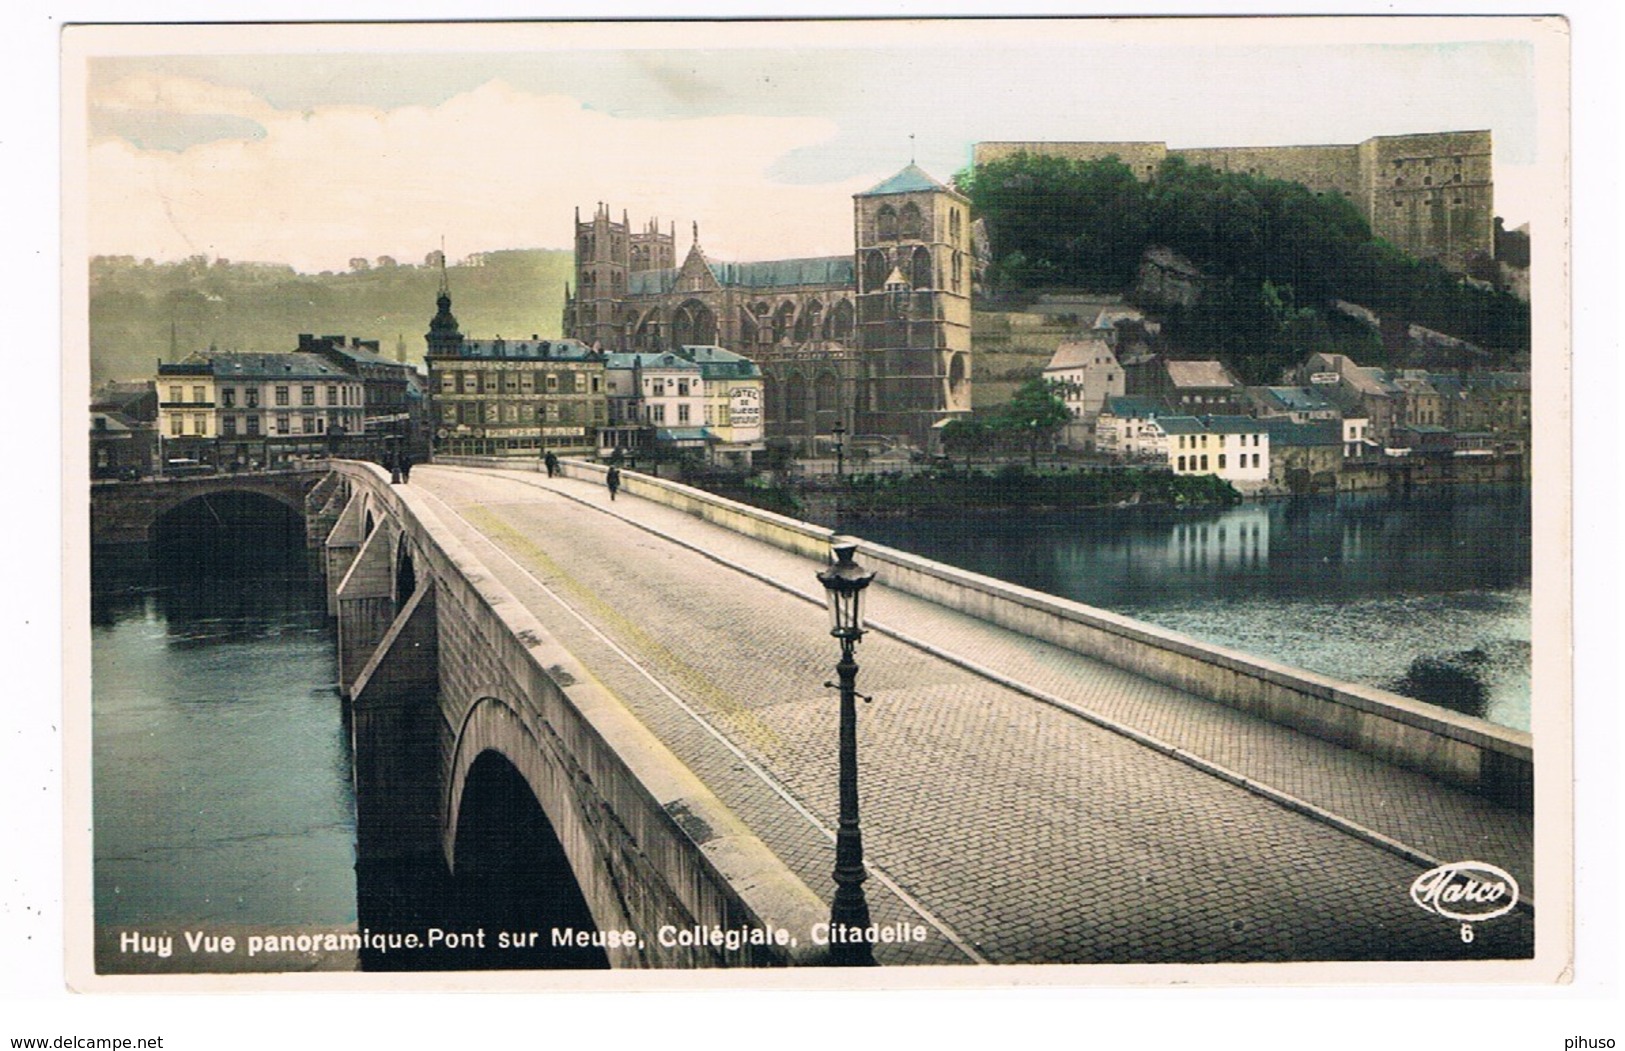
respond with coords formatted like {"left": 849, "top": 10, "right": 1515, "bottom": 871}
{"left": 562, "top": 164, "right": 973, "bottom": 452}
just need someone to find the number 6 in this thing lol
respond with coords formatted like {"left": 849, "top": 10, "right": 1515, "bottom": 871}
{"left": 1460, "top": 924, "right": 1474, "bottom": 943}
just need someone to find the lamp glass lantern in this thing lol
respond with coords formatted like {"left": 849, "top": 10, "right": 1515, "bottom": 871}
{"left": 817, "top": 541, "right": 874, "bottom": 640}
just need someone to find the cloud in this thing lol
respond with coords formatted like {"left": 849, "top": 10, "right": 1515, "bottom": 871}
{"left": 86, "top": 76, "right": 883, "bottom": 273}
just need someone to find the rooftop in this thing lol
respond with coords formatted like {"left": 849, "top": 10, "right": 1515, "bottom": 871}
{"left": 856, "top": 162, "right": 956, "bottom": 198}
{"left": 1164, "top": 360, "right": 1238, "bottom": 389}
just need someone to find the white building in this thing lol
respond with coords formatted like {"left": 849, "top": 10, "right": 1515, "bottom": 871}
{"left": 1159, "top": 415, "right": 1271, "bottom": 487}
{"left": 602, "top": 351, "right": 708, "bottom": 456}
{"left": 1095, "top": 395, "right": 1169, "bottom": 462}
{"left": 679, "top": 344, "right": 766, "bottom": 469}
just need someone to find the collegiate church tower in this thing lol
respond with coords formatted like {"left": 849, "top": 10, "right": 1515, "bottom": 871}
{"left": 570, "top": 203, "right": 630, "bottom": 348}
{"left": 852, "top": 163, "right": 973, "bottom": 448}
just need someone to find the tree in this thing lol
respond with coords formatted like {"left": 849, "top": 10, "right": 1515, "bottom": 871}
{"left": 940, "top": 416, "right": 994, "bottom": 470}
{"left": 994, "top": 379, "right": 1071, "bottom": 467}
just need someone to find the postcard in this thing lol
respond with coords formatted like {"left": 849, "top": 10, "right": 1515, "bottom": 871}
{"left": 61, "top": 14, "right": 1572, "bottom": 997}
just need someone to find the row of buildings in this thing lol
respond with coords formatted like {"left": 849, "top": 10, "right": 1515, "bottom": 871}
{"left": 93, "top": 334, "right": 429, "bottom": 479}
{"left": 1041, "top": 321, "right": 1528, "bottom": 494}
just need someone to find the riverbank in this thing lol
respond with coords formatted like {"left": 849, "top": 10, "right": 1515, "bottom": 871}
{"left": 700, "top": 465, "right": 1240, "bottom": 523}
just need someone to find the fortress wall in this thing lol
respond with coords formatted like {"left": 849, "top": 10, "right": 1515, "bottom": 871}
{"left": 1172, "top": 143, "right": 1363, "bottom": 199}
{"left": 972, "top": 141, "right": 1168, "bottom": 180}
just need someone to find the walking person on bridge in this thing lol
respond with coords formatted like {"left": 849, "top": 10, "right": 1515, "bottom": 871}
{"left": 606, "top": 465, "right": 621, "bottom": 501}
{"left": 399, "top": 453, "right": 413, "bottom": 484}
{"left": 544, "top": 451, "right": 559, "bottom": 478}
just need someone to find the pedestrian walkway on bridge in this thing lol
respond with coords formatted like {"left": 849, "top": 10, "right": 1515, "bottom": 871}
{"left": 411, "top": 464, "right": 1534, "bottom": 966}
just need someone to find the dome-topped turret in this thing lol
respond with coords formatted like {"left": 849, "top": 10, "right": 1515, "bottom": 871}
{"left": 425, "top": 260, "right": 464, "bottom": 357}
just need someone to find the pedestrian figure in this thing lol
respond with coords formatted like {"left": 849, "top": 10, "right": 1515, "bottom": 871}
{"left": 544, "top": 451, "right": 559, "bottom": 478}
{"left": 399, "top": 453, "right": 413, "bottom": 484}
{"left": 606, "top": 465, "right": 621, "bottom": 501}
{"left": 387, "top": 450, "right": 401, "bottom": 484}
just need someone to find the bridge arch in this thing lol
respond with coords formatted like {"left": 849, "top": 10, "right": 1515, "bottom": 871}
{"left": 445, "top": 693, "right": 633, "bottom": 941}
{"left": 150, "top": 480, "right": 308, "bottom": 533}
{"left": 393, "top": 539, "right": 418, "bottom": 612}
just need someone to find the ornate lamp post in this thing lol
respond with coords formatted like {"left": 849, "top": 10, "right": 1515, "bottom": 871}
{"left": 816, "top": 540, "right": 876, "bottom": 965}
{"left": 832, "top": 421, "right": 847, "bottom": 479}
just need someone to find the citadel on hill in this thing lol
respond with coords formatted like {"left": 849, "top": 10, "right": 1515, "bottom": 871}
{"left": 974, "top": 130, "right": 1496, "bottom": 271}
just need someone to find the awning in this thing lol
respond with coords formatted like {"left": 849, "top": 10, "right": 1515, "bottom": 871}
{"left": 655, "top": 427, "right": 710, "bottom": 448}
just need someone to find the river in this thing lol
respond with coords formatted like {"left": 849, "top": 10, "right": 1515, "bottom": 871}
{"left": 842, "top": 483, "right": 1531, "bottom": 731}
{"left": 87, "top": 480, "right": 1529, "bottom": 973}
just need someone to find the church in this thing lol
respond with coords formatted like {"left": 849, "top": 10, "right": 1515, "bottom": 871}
{"left": 562, "top": 163, "right": 973, "bottom": 453}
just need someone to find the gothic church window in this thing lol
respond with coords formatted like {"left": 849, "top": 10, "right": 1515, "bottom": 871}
{"left": 876, "top": 205, "right": 898, "bottom": 241}
{"left": 861, "top": 250, "right": 887, "bottom": 294}
{"left": 912, "top": 247, "right": 932, "bottom": 290}
{"left": 828, "top": 300, "right": 855, "bottom": 342}
{"left": 900, "top": 202, "right": 924, "bottom": 240}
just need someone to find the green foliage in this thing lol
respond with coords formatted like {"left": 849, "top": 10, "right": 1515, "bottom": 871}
{"left": 960, "top": 153, "right": 1149, "bottom": 292}
{"left": 994, "top": 378, "right": 1073, "bottom": 466}
{"left": 963, "top": 151, "right": 1530, "bottom": 367}
{"left": 836, "top": 465, "right": 1239, "bottom": 515}
{"left": 87, "top": 250, "right": 574, "bottom": 388}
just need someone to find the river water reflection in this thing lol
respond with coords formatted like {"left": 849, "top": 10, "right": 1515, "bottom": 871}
{"left": 90, "top": 533, "right": 358, "bottom": 970}
{"left": 844, "top": 484, "right": 1531, "bottom": 731}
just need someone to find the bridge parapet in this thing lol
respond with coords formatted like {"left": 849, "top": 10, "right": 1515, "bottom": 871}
{"left": 508, "top": 455, "right": 1531, "bottom": 810}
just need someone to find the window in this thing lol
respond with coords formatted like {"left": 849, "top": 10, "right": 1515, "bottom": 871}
{"left": 576, "top": 372, "right": 588, "bottom": 393}
{"left": 221, "top": 388, "right": 235, "bottom": 408}
{"left": 546, "top": 374, "right": 559, "bottom": 393}
{"left": 1218, "top": 454, "right": 1226, "bottom": 469}
{"left": 591, "top": 376, "right": 601, "bottom": 394}
{"left": 677, "top": 379, "right": 690, "bottom": 397}
{"left": 170, "top": 415, "right": 183, "bottom": 436}
{"left": 302, "top": 416, "right": 317, "bottom": 435}
{"left": 651, "top": 404, "right": 666, "bottom": 424}
{"left": 1200, "top": 455, "right": 1209, "bottom": 470}
{"left": 1177, "top": 456, "right": 1186, "bottom": 471}
{"left": 301, "top": 386, "right": 316, "bottom": 407}
{"left": 275, "top": 386, "right": 290, "bottom": 407}
{"left": 276, "top": 414, "right": 290, "bottom": 435}
{"left": 245, "top": 415, "right": 259, "bottom": 436}
{"left": 1253, "top": 453, "right": 1261, "bottom": 468}
{"left": 327, "top": 385, "right": 338, "bottom": 405}
{"left": 192, "top": 386, "right": 205, "bottom": 403}
{"left": 246, "top": 388, "right": 259, "bottom": 408}
{"left": 678, "top": 404, "right": 690, "bottom": 424}
{"left": 168, "top": 386, "right": 182, "bottom": 403}
{"left": 193, "top": 415, "right": 207, "bottom": 436}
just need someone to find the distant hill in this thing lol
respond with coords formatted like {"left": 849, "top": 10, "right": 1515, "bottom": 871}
{"left": 87, "top": 249, "right": 573, "bottom": 389}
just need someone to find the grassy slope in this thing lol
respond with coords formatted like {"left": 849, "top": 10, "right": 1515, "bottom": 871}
{"left": 88, "top": 250, "right": 573, "bottom": 388}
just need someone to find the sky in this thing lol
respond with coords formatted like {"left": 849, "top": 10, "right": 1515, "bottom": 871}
{"left": 71, "top": 18, "right": 1561, "bottom": 274}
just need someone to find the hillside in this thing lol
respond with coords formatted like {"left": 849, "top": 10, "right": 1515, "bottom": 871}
{"left": 88, "top": 250, "right": 573, "bottom": 388}
{"left": 959, "top": 153, "right": 1530, "bottom": 383}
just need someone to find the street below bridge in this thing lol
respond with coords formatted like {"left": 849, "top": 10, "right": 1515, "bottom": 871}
{"left": 410, "top": 463, "right": 1533, "bottom": 966}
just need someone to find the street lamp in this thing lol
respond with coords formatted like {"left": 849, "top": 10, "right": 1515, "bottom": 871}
{"left": 832, "top": 421, "right": 847, "bottom": 479}
{"left": 816, "top": 540, "right": 877, "bottom": 966}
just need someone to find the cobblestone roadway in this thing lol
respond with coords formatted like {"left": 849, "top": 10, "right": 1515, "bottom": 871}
{"left": 413, "top": 465, "right": 1534, "bottom": 965}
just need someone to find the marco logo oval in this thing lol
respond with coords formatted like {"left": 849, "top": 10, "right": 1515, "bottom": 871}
{"left": 1409, "top": 861, "right": 1520, "bottom": 922}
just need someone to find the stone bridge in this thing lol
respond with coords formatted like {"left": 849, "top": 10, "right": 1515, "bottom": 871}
{"left": 90, "top": 467, "right": 335, "bottom": 545}
{"left": 313, "top": 457, "right": 1539, "bottom": 971}
{"left": 323, "top": 461, "right": 828, "bottom": 968}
